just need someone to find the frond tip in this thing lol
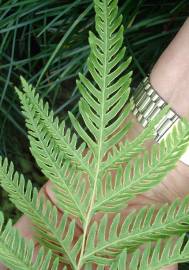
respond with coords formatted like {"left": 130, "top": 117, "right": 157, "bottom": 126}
{"left": 16, "top": 76, "right": 94, "bottom": 180}
{"left": 0, "top": 156, "right": 80, "bottom": 269}
{"left": 70, "top": 0, "right": 133, "bottom": 161}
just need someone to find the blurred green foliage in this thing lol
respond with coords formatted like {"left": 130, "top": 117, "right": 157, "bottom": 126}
{"left": 0, "top": 0, "right": 188, "bottom": 268}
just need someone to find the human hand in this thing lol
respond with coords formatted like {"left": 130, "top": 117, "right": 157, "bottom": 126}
{"left": 122, "top": 18, "right": 189, "bottom": 269}
{"left": 1, "top": 18, "right": 189, "bottom": 270}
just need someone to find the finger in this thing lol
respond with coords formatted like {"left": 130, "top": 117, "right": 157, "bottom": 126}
{"left": 0, "top": 263, "right": 6, "bottom": 270}
{"left": 15, "top": 181, "right": 83, "bottom": 243}
{"left": 15, "top": 215, "right": 34, "bottom": 239}
{"left": 45, "top": 181, "right": 84, "bottom": 232}
{"left": 161, "top": 265, "right": 178, "bottom": 270}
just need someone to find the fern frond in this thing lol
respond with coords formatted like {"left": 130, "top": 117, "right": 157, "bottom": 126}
{"left": 112, "top": 235, "right": 189, "bottom": 269}
{"left": 69, "top": 0, "right": 132, "bottom": 161}
{"left": 83, "top": 195, "right": 189, "bottom": 263}
{"left": 16, "top": 77, "right": 94, "bottom": 180}
{"left": 95, "top": 119, "right": 189, "bottom": 212}
{"left": 70, "top": 1, "right": 134, "bottom": 268}
{"left": 0, "top": 157, "right": 81, "bottom": 269}
{"left": 16, "top": 88, "right": 90, "bottom": 219}
{"left": 2, "top": 0, "right": 189, "bottom": 269}
{"left": 0, "top": 212, "right": 59, "bottom": 270}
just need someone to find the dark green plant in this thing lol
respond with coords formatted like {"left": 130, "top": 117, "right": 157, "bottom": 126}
{"left": 1, "top": 0, "right": 189, "bottom": 269}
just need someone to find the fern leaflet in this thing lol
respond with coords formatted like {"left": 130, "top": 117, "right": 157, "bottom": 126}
{"left": 16, "top": 88, "right": 90, "bottom": 220}
{"left": 0, "top": 212, "right": 59, "bottom": 270}
{"left": 112, "top": 235, "right": 189, "bottom": 269}
{"left": 17, "top": 77, "right": 94, "bottom": 181}
{"left": 0, "top": 157, "right": 80, "bottom": 269}
{"left": 83, "top": 195, "right": 189, "bottom": 263}
{"left": 95, "top": 119, "right": 189, "bottom": 212}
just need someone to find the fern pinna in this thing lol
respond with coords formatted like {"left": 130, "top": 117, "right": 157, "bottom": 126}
{"left": 1, "top": 0, "right": 189, "bottom": 269}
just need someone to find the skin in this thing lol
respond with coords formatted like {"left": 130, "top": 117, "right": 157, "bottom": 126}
{"left": 1, "top": 18, "right": 189, "bottom": 270}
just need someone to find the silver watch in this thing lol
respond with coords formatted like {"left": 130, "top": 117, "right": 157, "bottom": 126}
{"left": 132, "top": 76, "right": 189, "bottom": 166}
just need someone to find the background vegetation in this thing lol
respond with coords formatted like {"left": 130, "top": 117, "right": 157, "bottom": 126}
{"left": 0, "top": 0, "right": 188, "bottom": 268}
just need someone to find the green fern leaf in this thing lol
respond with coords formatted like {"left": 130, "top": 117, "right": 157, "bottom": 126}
{"left": 69, "top": 0, "right": 132, "bottom": 161}
{"left": 0, "top": 212, "right": 59, "bottom": 270}
{"left": 70, "top": 1, "right": 135, "bottom": 268}
{"left": 16, "top": 88, "right": 90, "bottom": 219}
{"left": 95, "top": 119, "right": 189, "bottom": 212}
{"left": 16, "top": 77, "right": 94, "bottom": 179}
{"left": 83, "top": 195, "right": 189, "bottom": 263}
{"left": 0, "top": 157, "right": 80, "bottom": 269}
{"left": 112, "top": 235, "right": 189, "bottom": 269}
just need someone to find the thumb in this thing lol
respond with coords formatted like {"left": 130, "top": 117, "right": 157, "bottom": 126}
{"left": 161, "top": 265, "right": 178, "bottom": 270}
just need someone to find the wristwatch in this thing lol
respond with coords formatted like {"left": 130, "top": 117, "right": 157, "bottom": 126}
{"left": 132, "top": 76, "right": 189, "bottom": 166}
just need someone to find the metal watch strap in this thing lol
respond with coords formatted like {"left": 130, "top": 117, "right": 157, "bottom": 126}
{"left": 132, "top": 76, "right": 189, "bottom": 166}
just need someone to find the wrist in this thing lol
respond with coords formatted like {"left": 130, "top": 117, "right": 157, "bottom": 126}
{"left": 132, "top": 76, "right": 189, "bottom": 168}
{"left": 150, "top": 18, "right": 189, "bottom": 119}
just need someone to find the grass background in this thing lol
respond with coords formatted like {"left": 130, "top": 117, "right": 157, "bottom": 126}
{"left": 0, "top": 0, "right": 188, "bottom": 268}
